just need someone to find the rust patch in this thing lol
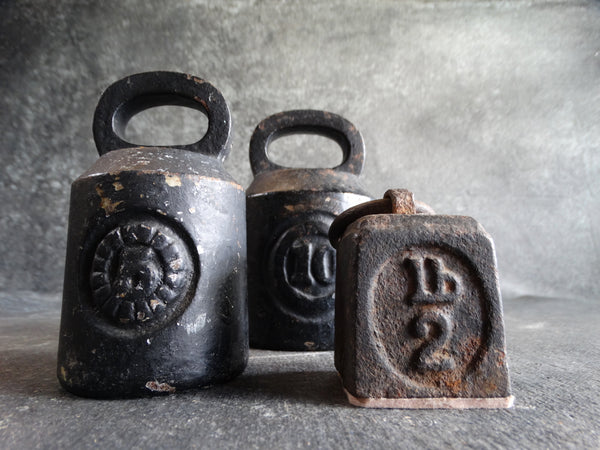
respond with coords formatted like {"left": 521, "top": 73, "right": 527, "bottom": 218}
{"left": 483, "top": 378, "right": 498, "bottom": 395}
{"left": 95, "top": 185, "right": 123, "bottom": 216}
{"left": 437, "top": 371, "right": 465, "bottom": 396}
{"left": 149, "top": 298, "right": 165, "bottom": 311}
{"left": 384, "top": 189, "right": 415, "bottom": 215}
{"left": 187, "top": 174, "right": 244, "bottom": 190}
{"left": 164, "top": 174, "right": 182, "bottom": 187}
{"left": 113, "top": 182, "right": 124, "bottom": 191}
{"left": 304, "top": 341, "right": 316, "bottom": 350}
{"left": 284, "top": 204, "right": 303, "bottom": 212}
{"left": 145, "top": 380, "right": 176, "bottom": 393}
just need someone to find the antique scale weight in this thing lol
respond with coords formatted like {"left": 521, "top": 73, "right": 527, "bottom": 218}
{"left": 246, "top": 110, "right": 372, "bottom": 351}
{"left": 57, "top": 72, "right": 248, "bottom": 397}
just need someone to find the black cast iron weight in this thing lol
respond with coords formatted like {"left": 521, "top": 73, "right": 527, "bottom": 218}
{"left": 329, "top": 189, "right": 513, "bottom": 408}
{"left": 57, "top": 71, "right": 248, "bottom": 398}
{"left": 246, "top": 110, "right": 372, "bottom": 351}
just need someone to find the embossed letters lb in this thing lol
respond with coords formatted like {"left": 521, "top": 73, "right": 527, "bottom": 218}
{"left": 404, "top": 256, "right": 460, "bottom": 305}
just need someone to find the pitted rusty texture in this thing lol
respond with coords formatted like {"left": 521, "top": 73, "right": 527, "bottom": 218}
{"left": 384, "top": 189, "right": 415, "bottom": 214}
{"left": 330, "top": 190, "right": 513, "bottom": 408}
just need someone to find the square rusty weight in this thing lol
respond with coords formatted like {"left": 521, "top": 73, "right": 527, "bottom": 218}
{"left": 333, "top": 213, "right": 513, "bottom": 408}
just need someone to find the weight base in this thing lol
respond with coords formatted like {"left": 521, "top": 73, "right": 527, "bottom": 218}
{"left": 344, "top": 387, "right": 514, "bottom": 409}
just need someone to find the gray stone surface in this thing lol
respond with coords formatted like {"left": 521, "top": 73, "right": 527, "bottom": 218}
{"left": 0, "top": 292, "right": 598, "bottom": 448}
{"left": 1, "top": 0, "right": 599, "bottom": 300}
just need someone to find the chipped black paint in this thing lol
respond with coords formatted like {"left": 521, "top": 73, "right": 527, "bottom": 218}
{"left": 247, "top": 110, "right": 372, "bottom": 351}
{"left": 57, "top": 72, "right": 248, "bottom": 398}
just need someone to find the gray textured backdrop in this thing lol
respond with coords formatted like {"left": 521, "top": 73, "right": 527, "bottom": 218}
{"left": 1, "top": 0, "right": 599, "bottom": 301}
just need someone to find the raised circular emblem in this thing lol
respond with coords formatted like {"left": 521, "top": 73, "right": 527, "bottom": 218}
{"left": 266, "top": 215, "right": 336, "bottom": 321}
{"left": 89, "top": 218, "right": 196, "bottom": 329}
{"left": 371, "top": 245, "right": 486, "bottom": 391}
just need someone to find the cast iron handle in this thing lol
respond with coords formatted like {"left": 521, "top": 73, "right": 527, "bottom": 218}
{"left": 329, "top": 189, "right": 435, "bottom": 249}
{"left": 249, "top": 110, "right": 365, "bottom": 176}
{"left": 93, "top": 71, "right": 232, "bottom": 161}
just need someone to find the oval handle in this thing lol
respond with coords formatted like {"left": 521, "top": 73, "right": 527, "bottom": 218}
{"left": 93, "top": 71, "right": 231, "bottom": 161}
{"left": 249, "top": 110, "right": 365, "bottom": 175}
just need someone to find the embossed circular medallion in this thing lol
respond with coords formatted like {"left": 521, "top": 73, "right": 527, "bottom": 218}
{"left": 266, "top": 215, "right": 336, "bottom": 321}
{"left": 90, "top": 218, "right": 195, "bottom": 329}
{"left": 371, "top": 245, "right": 486, "bottom": 392}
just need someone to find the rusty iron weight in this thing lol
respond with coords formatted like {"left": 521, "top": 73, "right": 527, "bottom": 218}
{"left": 57, "top": 72, "right": 248, "bottom": 398}
{"left": 329, "top": 189, "right": 513, "bottom": 408}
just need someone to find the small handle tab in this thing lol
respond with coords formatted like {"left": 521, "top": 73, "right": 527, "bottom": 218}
{"left": 328, "top": 189, "right": 435, "bottom": 249}
{"left": 249, "top": 110, "right": 365, "bottom": 175}
{"left": 93, "top": 71, "right": 231, "bottom": 160}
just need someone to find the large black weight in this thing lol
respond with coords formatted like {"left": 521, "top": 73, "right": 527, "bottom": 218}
{"left": 246, "top": 110, "right": 372, "bottom": 351}
{"left": 57, "top": 72, "right": 248, "bottom": 397}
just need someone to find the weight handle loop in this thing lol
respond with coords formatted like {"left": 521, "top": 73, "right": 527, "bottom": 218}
{"left": 249, "top": 110, "right": 365, "bottom": 175}
{"left": 93, "top": 71, "right": 231, "bottom": 160}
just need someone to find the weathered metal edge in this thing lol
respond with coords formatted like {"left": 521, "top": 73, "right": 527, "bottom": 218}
{"left": 343, "top": 387, "right": 515, "bottom": 409}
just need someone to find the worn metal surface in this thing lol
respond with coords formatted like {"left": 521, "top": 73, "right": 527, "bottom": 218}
{"left": 57, "top": 72, "right": 248, "bottom": 398}
{"left": 246, "top": 110, "right": 372, "bottom": 351}
{"left": 330, "top": 190, "right": 512, "bottom": 408}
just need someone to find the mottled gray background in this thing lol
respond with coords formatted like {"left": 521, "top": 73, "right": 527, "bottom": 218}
{"left": 1, "top": 2, "right": 599, "bottom": 448}
{"left": 1, "top": 0, "right": 599, "bottom": 301}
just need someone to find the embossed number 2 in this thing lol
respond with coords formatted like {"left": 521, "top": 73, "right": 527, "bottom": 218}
{"left": 413, "top": 311, "right": 456, "bottom": 372}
